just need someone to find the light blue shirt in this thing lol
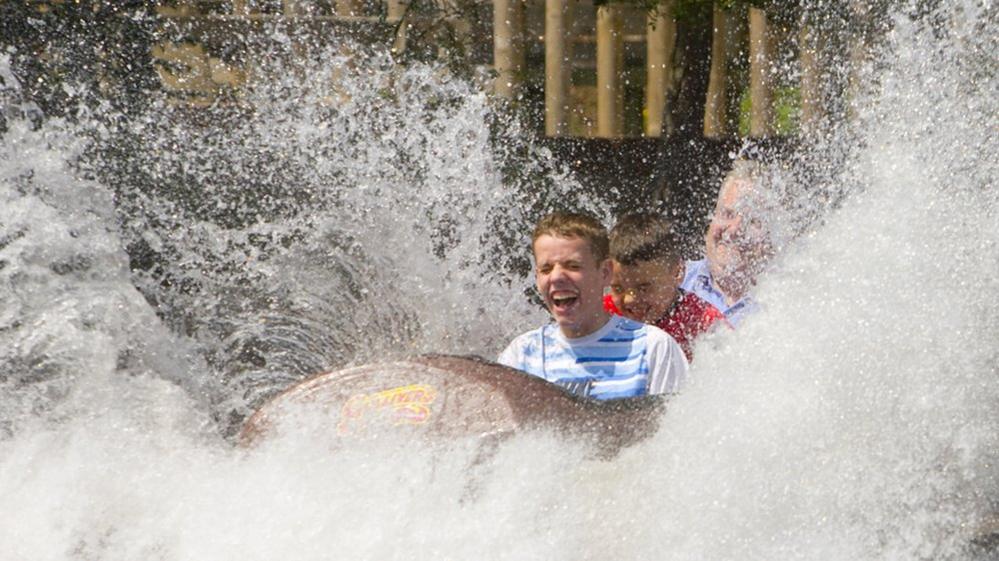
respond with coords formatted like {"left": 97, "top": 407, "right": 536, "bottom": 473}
{"left": 680, "top": 259, "right": 757, "bottom": 327}
{"left": 498, "top": 315, "right": 688, "bottom": 400}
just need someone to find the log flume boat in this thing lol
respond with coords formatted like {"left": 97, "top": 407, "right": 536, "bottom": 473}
{"left": 240, "top": 354, "right": 665, "bottom": 457}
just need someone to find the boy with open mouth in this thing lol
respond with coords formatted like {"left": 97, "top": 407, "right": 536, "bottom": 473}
{"left": 498, "top": 212, "right": 688, "bottom": 400}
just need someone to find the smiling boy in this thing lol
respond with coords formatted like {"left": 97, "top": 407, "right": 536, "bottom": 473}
{"left": 604, "top": 213, "right": 726, "bottom": 361}
{"left": 497, "top": 212, "right": 688, "bottom": 399}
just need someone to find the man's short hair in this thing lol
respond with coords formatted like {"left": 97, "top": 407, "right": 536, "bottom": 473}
{"left": 609, "top": 213, "right": 682, "bottom": 265}
{"left": 532, "top": 212, "right": 609, "bottom": 262}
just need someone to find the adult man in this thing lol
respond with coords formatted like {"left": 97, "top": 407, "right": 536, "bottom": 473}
{"left": 681, "top": 159, "right": 774, "bottom": 327}
{"left": 498, "top": 212, "right": 688, "bottom": 400}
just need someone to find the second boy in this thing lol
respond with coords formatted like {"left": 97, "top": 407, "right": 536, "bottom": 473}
{"left": 605, "top": 213, "right": 726, "bottom": 361}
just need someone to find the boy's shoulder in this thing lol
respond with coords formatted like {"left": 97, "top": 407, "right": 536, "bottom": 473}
{"left": 497, "top": 325, "right": 549, "bottom": 368}
{"left": 506, "top": 324, "right": 548, "bottom": 348}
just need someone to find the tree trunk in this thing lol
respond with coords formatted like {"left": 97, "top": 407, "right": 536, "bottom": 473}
{"left": 493, "top": 0, "right": 525, "bottom": 100}
{"left": 703, "top": 3, "right": 740, "bottom": 138}
{"left": 666, "top": 6, "right": 712, "bottom": 138}
{"left": 545, "top": 0, "right": 573, "bottom": 137}
{"left": 798, "top": 22, "right": 823, "bottom": 134}
{"left": 644, "top": 1, "right": 676, "bottom": 137}
{"left": 387, "top": 0, "right": 407, "bottom": 55}
{"left": 846, "top": 0, "right": 887, "bottom": 123}
{"left": 597, "top": 3, "right": 624, "bottom": 138}
{"left": 335, "top": 0, "right": 364, "bottom": 17}
{"left": 798, "top": 3, "right": 855, "bottom": 135}
{"left": 748, "top": 7, "right": 775, "bottom": 138}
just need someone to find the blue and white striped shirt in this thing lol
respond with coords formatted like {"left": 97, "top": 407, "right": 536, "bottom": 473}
{"left": 498, "top": 315, "right": 688, "bottom": 400}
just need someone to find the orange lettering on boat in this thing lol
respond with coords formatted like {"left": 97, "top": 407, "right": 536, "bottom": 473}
{"left": 337, "top": 384, "right": 438, "bottom": 435}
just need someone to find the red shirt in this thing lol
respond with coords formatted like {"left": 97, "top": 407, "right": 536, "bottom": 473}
{"left": 603, "top": 292, "right": 727, "bottom": 361}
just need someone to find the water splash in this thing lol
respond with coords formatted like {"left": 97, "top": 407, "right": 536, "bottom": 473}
{"left": 0, "top": 2, "right": 996, "bottom": 560}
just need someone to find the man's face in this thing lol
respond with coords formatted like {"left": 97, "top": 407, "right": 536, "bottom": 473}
{"left": 704, "top": 178, "right": 773, "bottom": 288}
{"left": 533, "top": 234, "right": 612, "bottom": 338}
{"left": 609, "top": 259, "right": 683, "bottom": 325}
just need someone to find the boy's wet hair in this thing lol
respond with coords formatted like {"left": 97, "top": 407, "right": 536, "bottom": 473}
{"left": 532, "top": 212, "right": 610, "bottom": 262}
{"left": 609, "top": 213, "right": 682, "bottom": 265}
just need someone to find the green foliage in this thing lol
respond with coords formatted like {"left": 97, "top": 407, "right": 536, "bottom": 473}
{"left": 737, "top": 85, "right": 801, "bottom": 136}
{"left": 772, "top": 87, "right": 801, "bottom": 135}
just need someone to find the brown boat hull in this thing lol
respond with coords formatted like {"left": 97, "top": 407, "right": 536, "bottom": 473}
{"left": 240, "top": 354, "right": 664, "bottom": 456}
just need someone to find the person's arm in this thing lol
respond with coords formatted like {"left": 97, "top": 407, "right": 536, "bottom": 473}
{"left": 645, "top": 327, "right": 690, "bottom": 395}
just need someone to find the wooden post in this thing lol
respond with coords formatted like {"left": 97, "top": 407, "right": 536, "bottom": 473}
{"left": 798, "top": 23, "right": 823, "bottom": 134}
{"left": 232, "top": 0, "right": 248, "bottom": 16}
{"left": 493, "top": 0, "right": 525, "bottom": 100}
{"left": 596, "top": 3, "right": 624, "bottom": 138}
{"left": 545, "top": 0, "right": 573, "bottom": 137}
{"left": 283, "top": 0, "right": 301, "bottom": 16}
{"left": 388, "top": 0, "right": 408, "bottom": 55}
{"left": 846, "top": 31, "right": 867, "bottom": 123}
{"left": 645, "top": 1, "right": 675, "bottom": 137}
{"left": 336, "top": 0, "right": 364, "bottom": 17}
{"left": 748, "top": 7, "right": 774, "bottom": 137}
{"left": 846, "top": 0, "right": 874, "bottom": 124}
{"left": 703, "top": 3, "right": 734, "bottom": 138}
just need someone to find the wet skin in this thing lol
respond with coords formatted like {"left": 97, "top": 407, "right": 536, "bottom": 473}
{"left": 533, "top": 234, "right": 612, "bottom": 338}
{"left": 609, "top": 258, "right": 684, "bottom": 325}
{"left": 704, "top": 178, "right": 774, "bottom": 306}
